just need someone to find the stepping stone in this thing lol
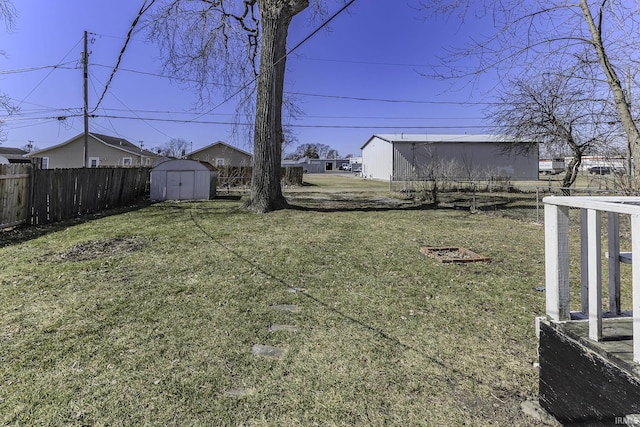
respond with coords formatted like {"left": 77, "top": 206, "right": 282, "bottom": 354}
{"left": 269, "top": 324, "right": 297, "bottom": 332}
{"left": 252, "top": 344, "right": 286, "bottom": 359}
{"left": 270, "top": 304, "right": 299, "bottom": 313}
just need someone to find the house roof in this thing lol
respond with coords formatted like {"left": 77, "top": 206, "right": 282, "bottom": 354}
{"left": 0, "top": 147, "right": 28, "bottom": 159}
{"left": 91, "top": 133, "right": 158, "bottom": 157}
{"left": 188, "top": 141, "right": 252, "bottom": 157}
{"left": 0, "top": 147, "right": 30, "bottom": 163}
{"left": 26, "top": 132, "right": 158, "bottom": 157}
{"left": 361, "top": 134, "right": 536, "bottom": 150}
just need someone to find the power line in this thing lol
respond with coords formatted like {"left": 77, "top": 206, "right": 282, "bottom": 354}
{"left": 0, "top": 61, "right": 77, "bottom": 75}
{"left": 287, "top": 91, "right": 499, "bottom": 105}
{"left": 92, "top": 113, "right": 495, "bottom": 129}
{"left": 296, "top": 57, "right": 432, "bottom": 68}
{"left": 15, "top": 36, "right": 83, "bottom": 108}
{"left": 190, "top": 0, "right": 360, "bottom": 121}
{"left": 90, "top": 61, "right": 498, "bottom": 107}
{"left": 89, "top": 57, "right": 501, "bottom": 108}
{"left": 286, "top": 0, "right": 357, "bottom": 59}
{"left": 95, "top": 107, "right": 486, "bottom": 121}
{"left": 90, "top": 0, "right": 157, "bottom": 113}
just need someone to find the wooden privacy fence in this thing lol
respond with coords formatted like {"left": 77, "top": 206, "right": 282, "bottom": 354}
{"left": 0, "top": 166, "right": 150, "bottom": 228}
{"left": 0, "top": 164, "right": 31, "bottom": 229}
{"left": 215, "top": 165, "right": 304, "bottom": 187}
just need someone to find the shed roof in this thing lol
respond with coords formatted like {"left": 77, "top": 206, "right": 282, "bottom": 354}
{"left": 152, "top": 159, "right": 217, "bottom": 172}
{"left": 361, "top": 134, "right": 536, "bottom": 150}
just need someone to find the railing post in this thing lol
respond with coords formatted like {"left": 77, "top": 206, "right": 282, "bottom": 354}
{"left": 545, "top": 203, "right": 571, "bottom": 321}
{"left": 587, "top": 209, "right": 602, "bottom": 341}
{"left": 632, "top": 214, "right": 640, "bottom": 363}
{"left": 608, "top": 212, "right": 621, "bottom": 314}
{"left": 580, "top": 209, "right": 589, "bottom": 314}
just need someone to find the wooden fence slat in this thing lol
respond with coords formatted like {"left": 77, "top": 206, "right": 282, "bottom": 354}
{"left": 0, "top": 164, "right": 31, "bottom": 229}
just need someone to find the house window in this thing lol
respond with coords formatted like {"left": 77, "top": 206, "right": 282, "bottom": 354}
{"left": 216, "top": 158, "right": 225, "bottom": 166}
{"left": 41, "top": 157, "right": 49, "bottom": 169}
{"left": 89, "top": 157, "right": 100, "bottom": 168}
{"left": 123, "top": 157, "right": 132, "bottom": 166}
{"left": 145, "top": 158, "right": 151, "bottom": 166}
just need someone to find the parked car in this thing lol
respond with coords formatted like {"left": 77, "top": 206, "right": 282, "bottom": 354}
{"left": 340, "top": 163, "right": 351, "bottom": 171}
{"left": 589, "top": 166, "right": 612, "bottom": 175}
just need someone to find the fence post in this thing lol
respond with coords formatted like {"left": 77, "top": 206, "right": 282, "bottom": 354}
{"left": 536, "top": 187, "right": 540, "bottom": 223}
{"left": 472, "top": 182, "right": 476, "bottom": 212}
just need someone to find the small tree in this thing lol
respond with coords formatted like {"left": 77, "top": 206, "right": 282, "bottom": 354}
{"left": 302, "top": 144, "right": 319, "bottom": 159}
{"left": 421, "top": 0, "right": 640, "bottom": 188}
{"left": 490, "top": 70, "right": 617, "bottom": 190}
{"left": 0, "top": 0, "right": 17, "bottom": 142}
{"left": 285, "top": 143, "right": 339, "bottom": 160}
{"left": 159, "top": 138, "right": 190, "bottom": 159}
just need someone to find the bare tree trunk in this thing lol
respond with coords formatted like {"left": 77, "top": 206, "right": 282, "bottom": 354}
{"left": 580, "top": 0, "right": 640, "bottom": 188}
{"left": 243, "top": 0, "right": 308, "bottom": 213}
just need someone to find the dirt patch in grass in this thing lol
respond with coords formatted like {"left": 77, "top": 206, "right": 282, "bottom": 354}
{"left": 60, "top": 236, "right": 147, "bottom": 261}
{"left": 420, "top": 246, "right": 490, "bottom": 263}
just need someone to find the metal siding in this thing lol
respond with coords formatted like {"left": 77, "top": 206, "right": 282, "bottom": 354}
{"left": 362, "top": 137, "right": 393, "bottom": 180}
{"left": 392, "top": 141, "right": 538, "bottom": 180}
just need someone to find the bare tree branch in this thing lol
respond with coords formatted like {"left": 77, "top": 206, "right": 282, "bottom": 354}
{"left": 421, "top": 0, "right": 640, "bottom": 187}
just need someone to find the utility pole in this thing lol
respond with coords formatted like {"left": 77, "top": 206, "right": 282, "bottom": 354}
{"left": 83, "top": 31, "right": 89, "bottom": 168}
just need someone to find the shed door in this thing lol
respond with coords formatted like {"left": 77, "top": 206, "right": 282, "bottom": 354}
{"left": 166, "top": 171, "right": 195, "bottom": 200}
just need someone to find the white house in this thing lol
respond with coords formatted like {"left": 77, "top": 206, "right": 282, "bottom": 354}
{"left": 361, "top": 134, "right": 539, "bottom": 181}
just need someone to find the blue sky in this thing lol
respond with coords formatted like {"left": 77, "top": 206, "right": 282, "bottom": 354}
{"left": 0, "top": 0, "right": 495, "bottom": 157}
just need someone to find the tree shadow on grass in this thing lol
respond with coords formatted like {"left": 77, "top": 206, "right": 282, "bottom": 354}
{"left": 286, "top": 195, "right": 438, "bottom": 213}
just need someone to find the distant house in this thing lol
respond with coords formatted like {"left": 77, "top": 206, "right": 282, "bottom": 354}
{"left": 281, "top": 157, "right": 350, "bottom": 173}
{"left": 0, "top": 147, "right": 30, "bottom": 164}
{"left": 361, "top": 134, "right": 539, "bottom": 181}
{"left": 26, "top": 133, "right": 160, "bottom": 168}
{"left": 187, "top": 141, "right": 252, "bottom": 167}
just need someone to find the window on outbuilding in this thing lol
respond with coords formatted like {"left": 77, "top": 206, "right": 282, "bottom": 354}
{"left": 123, "top": 157, "right": 132, "bottom": 166}
{"left": 89, "top": 157, "right": 100, "bottom": 168}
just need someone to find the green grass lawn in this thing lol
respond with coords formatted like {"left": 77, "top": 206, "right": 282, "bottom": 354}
{"left": 0, "top": 176, "right": 551, "bottom": 426}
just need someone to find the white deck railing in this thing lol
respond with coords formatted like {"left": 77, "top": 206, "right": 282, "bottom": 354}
{"left": 544, "top": 196, "right": 640, "bottom": 363}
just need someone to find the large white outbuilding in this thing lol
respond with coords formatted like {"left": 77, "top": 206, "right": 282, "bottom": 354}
{"left": 361, "top": 134, "right": 539, "bottom": 181}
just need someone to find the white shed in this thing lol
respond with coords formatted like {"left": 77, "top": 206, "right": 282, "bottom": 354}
{"left": 150, "top": 159, "right": 217, "bottom": 201}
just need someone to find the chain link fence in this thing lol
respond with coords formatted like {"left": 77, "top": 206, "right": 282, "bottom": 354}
{"left": 389, "top": 178, "right": 629, "bottom": 223}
